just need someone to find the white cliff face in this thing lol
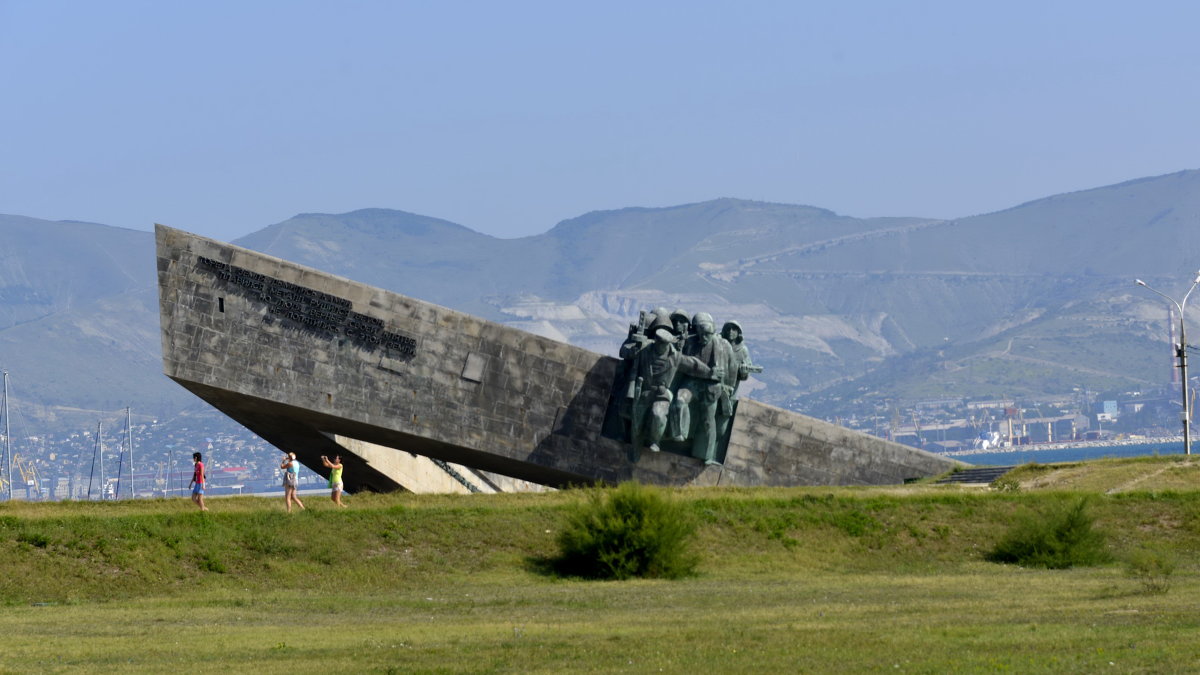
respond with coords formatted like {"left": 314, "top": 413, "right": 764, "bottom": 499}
{"left": 502, "top": 319, "right": 572, "bottom": 343}
{"left": 290, "top": 236, "right": 343, "bottom": 264}
{"left": 495, "top": 290, "right": 899, "bottom": 358}
{"left": 489, "top": 289, "right": 907, "bottom": 408}
{"left": 497, "top": 299, "right": 589, "bottom": 321}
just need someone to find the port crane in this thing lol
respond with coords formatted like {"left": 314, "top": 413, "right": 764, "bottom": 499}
{"left": 0, "top": 371, "right": 42, "bottom": 500}
{"left": 8, "top": 455, "right": 42, "bottom": 500}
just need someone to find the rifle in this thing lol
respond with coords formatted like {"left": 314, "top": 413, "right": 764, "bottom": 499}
{"left": 631, "top": 376, "right": 643, "bottom": 403}
{"left": 626, "top": 311, "right": 650, "bottom": 339}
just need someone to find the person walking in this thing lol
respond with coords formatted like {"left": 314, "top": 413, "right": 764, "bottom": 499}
{"left": 281, "top": 452, "right": 305, "bottom": 513}
{"left": 189, "top": 451, "right": 208, "bottom": 511}
{"left": 320, "top": 454, "right": 347, "bottom": 507}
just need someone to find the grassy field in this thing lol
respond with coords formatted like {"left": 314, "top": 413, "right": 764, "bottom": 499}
{"left": 3, "top": 456, "right": 1200, "bottom": 673}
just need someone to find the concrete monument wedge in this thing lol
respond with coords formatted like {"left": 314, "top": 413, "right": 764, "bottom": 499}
{"left": 156, "top": 224, "right": 961, "bottom": 491}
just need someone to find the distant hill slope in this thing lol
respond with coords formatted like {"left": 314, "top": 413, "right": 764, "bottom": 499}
{"left": 0, "top": 216, "right": 193, "bottom": 427}
{"left": 0, "top": 216, "right": 152, "bottom": 328}
{"left": 2, "top": 169, "right": 1199, "bottom": 435}
{"left": 233, "top": 201, "right": 928, "bottom": 312}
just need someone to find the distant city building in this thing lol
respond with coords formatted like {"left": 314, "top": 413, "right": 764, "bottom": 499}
{"left": 1122, "top": 401, "right": 1146, "bottom": 415}
{"left": 966, "top": 399, "right": 1015, "bottom": 410}
{"left": 913, "top": 398, "right": 963, "bottom": 410}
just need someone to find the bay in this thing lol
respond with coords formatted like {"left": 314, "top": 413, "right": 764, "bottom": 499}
{"left": 961, "top": 440, "right": 1187, "bottom": 467}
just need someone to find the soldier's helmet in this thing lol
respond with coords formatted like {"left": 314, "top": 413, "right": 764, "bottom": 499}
{"left": 721, "top": 320, "right": 744, "bottom": 344}
{"left": 669, "top": 309, "right": 690, "bottom": 334}
{"left": 691, "top": 312, "right": 715, "bottom": 334}
{"left": 651, "top": 306, "right": 671, "bottom": 322}
{"left": 648, "top": 314, "right": 677, "bottom": 343}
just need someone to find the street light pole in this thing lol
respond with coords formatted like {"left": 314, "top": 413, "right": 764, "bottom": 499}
{"left": 1136, "top": 272, "right": 1200, "bottom": 455}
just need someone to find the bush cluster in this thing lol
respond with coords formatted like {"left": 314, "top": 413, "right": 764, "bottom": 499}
{"left": 1126, "top": 546, "right": 1176, "bottom": 594}
{"left": 990, "top": 476, "right": 1021, "bottom": 492}
{"left": 553, "top": 482, "right": 698, "bottom": 580}
{"left": 985, "top": 496, "right": 1110, "bottom": 569}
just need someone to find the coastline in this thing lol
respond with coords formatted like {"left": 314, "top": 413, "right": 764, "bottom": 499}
{"left": 938, "top": 436, "right": 1183, "bottom": 458}
{"left": 936, "top": 438, "right": 1189, "bottom": 467}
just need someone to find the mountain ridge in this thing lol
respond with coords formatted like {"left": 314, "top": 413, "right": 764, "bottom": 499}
{"left": 1, "top": 168, "right": 1198, "bottom": 436}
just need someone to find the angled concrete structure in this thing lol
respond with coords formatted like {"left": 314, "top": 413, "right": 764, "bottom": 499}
{"left": 156, "top": 225, "right": 960, "bottom": 492}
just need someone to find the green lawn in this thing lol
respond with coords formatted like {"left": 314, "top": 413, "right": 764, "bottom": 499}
{"left": 2, "top": 460, "right": 1200, "bottom": 673}
{"left": 5, "top": 569, "right": 1198, "bottom": 673}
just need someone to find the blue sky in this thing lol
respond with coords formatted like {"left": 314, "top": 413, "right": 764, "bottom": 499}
{"left": 4, "top": 1, "right": 1200, "bottom": 241}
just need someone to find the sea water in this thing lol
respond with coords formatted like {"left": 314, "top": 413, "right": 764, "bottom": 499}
{"left": 962, "top": 441, "right": 1186, "bottom": 467}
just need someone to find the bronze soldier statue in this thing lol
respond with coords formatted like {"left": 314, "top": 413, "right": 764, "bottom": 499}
{"left": 669, "top": 312, "right": 736, "bottom": 465}
{"left": 721, "top": 320, "right": 762, "bottom": 399}
{"left": 719, "top": 320, "right": 763, "bottom": 438}
{"left": 617, "top": 307, "right": 673, "bottom": 425}
{"left": 627, "top": 315, "right": 710, "bottom": 461}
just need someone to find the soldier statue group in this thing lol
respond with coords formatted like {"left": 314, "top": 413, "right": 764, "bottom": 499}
{"left": 617, "top": 307, "right": 761, "bottom": 465}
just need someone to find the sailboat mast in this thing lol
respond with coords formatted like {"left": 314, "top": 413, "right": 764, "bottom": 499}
{"left": 3, "top": 371, "right": 10, "bottom": 502}
{"left": 98, "top": 421, "right": 105, "bottom": 500}
{"left": 125, "top": 407, "right": 134, "bottom": 499}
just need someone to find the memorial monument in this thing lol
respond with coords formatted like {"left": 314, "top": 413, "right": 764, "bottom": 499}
{"left": 156, "top": 224, "right": 960, "bottom": 493}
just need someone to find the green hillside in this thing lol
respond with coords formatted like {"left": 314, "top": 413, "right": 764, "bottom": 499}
{"left": 3, "top": 456, "right": 1200, "bottom": 671}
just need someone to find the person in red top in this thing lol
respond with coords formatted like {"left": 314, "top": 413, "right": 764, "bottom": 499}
{"left": 189, "top": 451, "right": 209, "bottom": 511}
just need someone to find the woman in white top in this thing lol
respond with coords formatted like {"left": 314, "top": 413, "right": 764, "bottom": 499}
{"left": 280, "top": 452, "right": 305, "bottom": 513}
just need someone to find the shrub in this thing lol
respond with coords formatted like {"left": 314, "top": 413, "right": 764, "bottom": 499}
{"left": 197, "top": 552, "right": 227, "bottom": 574}
{"left": 991, "top": 475, "right": 1021, "bottom": 492}
{"left": 16, "top": 530, "right": 51, "bottom": 549}
{"left": 1125, "top": 546, "right": 1175, "bottom": 594}
{"left": 552, "top": 482, "right": 698, "bottom": 580}
{"left": 985, "top": 497, "right": 1110, "bottom": 569}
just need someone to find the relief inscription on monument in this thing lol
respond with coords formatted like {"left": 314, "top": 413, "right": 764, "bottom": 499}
{"left": 197, "top": 256, "right": 418, "bottom": 360}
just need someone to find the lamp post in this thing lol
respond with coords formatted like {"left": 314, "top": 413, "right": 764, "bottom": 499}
{"left": 1136, "top": 272, "right": 1200, "bottom": 455}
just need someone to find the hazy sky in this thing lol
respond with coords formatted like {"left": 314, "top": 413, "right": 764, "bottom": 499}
{"left": 4, "top": 1, "right": 1200, "bottom": 242}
